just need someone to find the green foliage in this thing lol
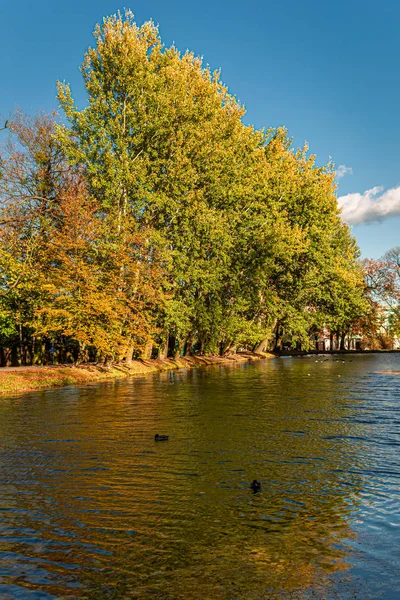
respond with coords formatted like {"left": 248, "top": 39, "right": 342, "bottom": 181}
{"left": 0, "top": 12, "right": 367, "bottom": 364}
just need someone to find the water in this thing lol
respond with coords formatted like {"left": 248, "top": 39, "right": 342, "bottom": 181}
{"left": 0, "top": 354, "right": 400, "bottom": 599}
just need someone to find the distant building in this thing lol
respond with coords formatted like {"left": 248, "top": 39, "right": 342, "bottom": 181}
{"left": 313, "top": 327, "right": 361, "bottom": 352}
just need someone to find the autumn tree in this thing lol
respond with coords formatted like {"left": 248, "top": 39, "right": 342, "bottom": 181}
{"left": 0, "top": 112, "right": 161, "bottom": 364}
{"left": 0, "top": 111, "right": 70, "bottom": 364}
{"left": 361, "top": 248, "right": 400, "bottom": 348}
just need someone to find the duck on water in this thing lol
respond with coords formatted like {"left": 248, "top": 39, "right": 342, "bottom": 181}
{"left": 250, "top": 480, "right": 262, "bottom": 493}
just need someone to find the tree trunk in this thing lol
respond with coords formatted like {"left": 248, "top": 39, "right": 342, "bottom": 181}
{"left": 340, "top": 331, "right": 345, "bottom": 351}
{"left": 184, "top": 333, "right": 193, "bottom": 356}
{"left": 254, "top": 337, "right": 270, "bottom": 353}
{"left": 11, "top": 346, "right": 18, "bottom": 367}
{"left": 199, "top": 338, "right": 205, "bottom": 355}
{"left": 19, "top": 324, "right": 24, "bottom": 366}
{"left": 76, "top": 342, "right": 87, "bottom": 365}
{"left": 347, "top": 327, "right": 352, "bottom": 350}
{"left": 141, "top": 341, "right": 153, "bottom": 360}
{"left": 167, "top": 335, "right": 176, "bottom": 359}
{"left": 125, "top": 344, "right": 134, "bottom": 365}
{"left": 273, "top": 324, "right": 282, "bottom": 352}
{"left": 219, "top": 341, "right": 231, "bottom": 356}
{"left": 158, "top": 333, "right": 169, "bottom": 359}
{"left": 335, "top": 330, "right": 340, "bottom": 352}
{"left": 4, "top": 347, "right": 11, "bottom": 367}
{"left": 174, "top": 340, "right": 184, "bottom": 360}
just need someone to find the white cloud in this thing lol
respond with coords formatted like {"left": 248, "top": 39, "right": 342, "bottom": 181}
{"left": 336, "top": 164, "right": 353, "bottom": 179}
{"left": 338, "top": 186, "right": 400, "bottom": 224}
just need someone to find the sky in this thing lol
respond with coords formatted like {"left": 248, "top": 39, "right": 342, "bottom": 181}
{"left": 1, "top": 0, "right": 400, "bottom": 258}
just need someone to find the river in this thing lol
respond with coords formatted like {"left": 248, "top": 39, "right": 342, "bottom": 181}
{"left": 0, "top": 354, "right": 399, "bottom": 599}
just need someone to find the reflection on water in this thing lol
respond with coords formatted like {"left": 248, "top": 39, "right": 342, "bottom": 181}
{"left": 0, "top": 354, "right": 400, "bottom": 598}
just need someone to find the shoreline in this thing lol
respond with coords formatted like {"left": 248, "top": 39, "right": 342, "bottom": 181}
{"left": 0, "top": 352, "right": 273, "bottom": 395}
{"left": 276, "top": 349, "right": 400, "bottom": 356}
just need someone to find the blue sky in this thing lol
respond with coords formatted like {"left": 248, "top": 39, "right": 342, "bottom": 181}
{"left": 1, "top": 0, "right": 399, "bottom": 257}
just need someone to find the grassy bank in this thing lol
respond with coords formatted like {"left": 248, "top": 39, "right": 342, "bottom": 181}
{"left": 0, "top": 353, "right": 273, "bottom": 395}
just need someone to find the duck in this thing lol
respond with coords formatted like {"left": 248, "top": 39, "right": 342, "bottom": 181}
{"left": 250, "top": 480, "right": 262, "bottom": 493}
{"left": 155, "top": 434, "right": 169, "bottom": 441}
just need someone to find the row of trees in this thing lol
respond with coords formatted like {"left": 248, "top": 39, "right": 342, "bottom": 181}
{"left": 0, "top": 12, "right": 367, "bottom": 365}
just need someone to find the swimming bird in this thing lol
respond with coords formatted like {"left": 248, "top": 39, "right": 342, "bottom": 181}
{"left": 155, "top": 434, "right": 169, "bottom": 441}
{"left": 250, "top": 480, "right": 262, "bottom": 493}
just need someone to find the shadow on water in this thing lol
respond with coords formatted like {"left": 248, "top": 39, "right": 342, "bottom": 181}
{"left": 0, "top": 353, "right": 399, "bottom": 598}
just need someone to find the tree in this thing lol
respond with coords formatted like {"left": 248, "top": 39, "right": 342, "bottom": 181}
{"left": 0, "top": 111, "right": 161, "bottom": 364}
{"left": 0, "top": 111, "right": 70, "bottom": 364}
{"left": 361, "top": 248, "right": 400, "bottom": 349}
{"left": 56, "top": 11, "right": 282, "bottom": 356}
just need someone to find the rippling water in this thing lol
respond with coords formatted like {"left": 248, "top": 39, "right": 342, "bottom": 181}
{"left": 0, "top": 354, "right": 400, "bottom": 599}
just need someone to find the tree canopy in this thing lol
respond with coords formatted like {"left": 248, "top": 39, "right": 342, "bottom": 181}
{"left": 0, "top": 11, "right": 367, "bottom": 365}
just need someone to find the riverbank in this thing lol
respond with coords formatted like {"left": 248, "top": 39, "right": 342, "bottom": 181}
{"left": 276, "top": 349, "right": 400, "bottom": 356}
{"left": 0, "top": 352, "right": 272, "bottom": 395}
